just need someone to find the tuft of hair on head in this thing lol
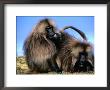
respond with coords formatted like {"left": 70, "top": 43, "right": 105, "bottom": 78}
{"left": 32, "top": 18, "right": 56, "bottom": 34}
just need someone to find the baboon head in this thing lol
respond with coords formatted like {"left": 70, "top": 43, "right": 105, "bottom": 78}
{"left": 33, "top": 18, "right": 61, "bottom": 40}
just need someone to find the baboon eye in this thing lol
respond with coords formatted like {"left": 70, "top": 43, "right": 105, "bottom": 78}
{"left": 46, "top": 26, "right": 54, "bottom": 33}
{"left": 46, "top": 26, "right": 53, "bottom": 29}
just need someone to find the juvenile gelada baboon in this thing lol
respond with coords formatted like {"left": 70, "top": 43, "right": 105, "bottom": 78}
{"left": 56, "top": 26, "right": 94, "bottom": 72}
{"left": 23, "top": 18, "right": 61, "bottom": 73}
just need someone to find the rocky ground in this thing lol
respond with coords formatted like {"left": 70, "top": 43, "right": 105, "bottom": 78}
{"left": 16, "top": 56, "right": 94, "bottom": 75}
{"left": 16, "top": 56, "right": 30, "bottom": 74}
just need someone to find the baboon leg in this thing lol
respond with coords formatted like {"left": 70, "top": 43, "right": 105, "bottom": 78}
{"left": 26, "top": 59, "right": 36, "bottom": 72}
{"left": 27, "top": 60, "right": 49, "bottom": 73}
{"left": 60, "top": 59, "right": 63, "bottom": 71}
{"left": 47, "top": 58, "right": 62, "bottom": 73}
{"left": 53, "top": 59, "right": 62, "bottom": 73}
{"left": 52, "top": 54, "right": 62, "bottom": 73}
{"left": 73, "top": 61, "right": 80, "bottom": 72}
{"left": 47, "top": 59, "right": 56, "bottom": 72}
{"left": 26, "top": 59, "right": 42, "bottom": 73}
{"left": 67, "top": 58, "right": 72, "bottom": 72}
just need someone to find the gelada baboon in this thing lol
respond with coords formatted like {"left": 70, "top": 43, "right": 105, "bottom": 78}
{"left": 56, "top": 26, "right": 94, "bottom": 72}
{"left": 23, "top": 18, "right": 61, "bottom": 73}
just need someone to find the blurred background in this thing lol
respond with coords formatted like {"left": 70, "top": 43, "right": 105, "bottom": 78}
{"left": 16, "top": 16, "right": 94, "bottom": 56}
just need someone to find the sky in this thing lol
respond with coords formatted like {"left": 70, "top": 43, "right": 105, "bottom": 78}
{"left": 16, "top": 16, "right": 94, "bottom": 56}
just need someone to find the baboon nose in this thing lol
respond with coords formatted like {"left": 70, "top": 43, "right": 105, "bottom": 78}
{"left": 54, "top": 34, "right": 57, "bottom": 37}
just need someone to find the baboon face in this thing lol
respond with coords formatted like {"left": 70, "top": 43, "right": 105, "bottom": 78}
{"left": 71, "top": 42, "right": 94, "bottom": 62}
{"left": 45, "top": 25, "right": 62, "bottom": 42}
{"left": 73, "top": 44, "right": 94, "bottom": 72}
{"left": 45, "top": 25, "right": 58, "bottom": 39}
{"left": 35, "top": 18, "right": 61, "bottom": 40}
{"left": 77, "top": 44, "right": 94, "bottom": 66}
{"left": 35, "top": 19, "right": 55, "bottom": 33}
{"left": 80, "top": 55, "right": 86, "bottom": 61}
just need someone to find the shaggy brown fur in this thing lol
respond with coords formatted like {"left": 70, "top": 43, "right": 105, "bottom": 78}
{"left": 56, "top": 26, "right": 94, "bottom": 72}
{"left": 23, "top": 18, "right": 60, "bottom": 73}
{"left": 23, "top": 18, "right": 94, "bottom": 73}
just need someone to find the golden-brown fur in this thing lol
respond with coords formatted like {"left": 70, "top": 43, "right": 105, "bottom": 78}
{"left": 56, "top": 27, "right": 94, "bottom": 72}
{"left": 23, "top": 19, "right": 58, "bottom": 73}
{"left": 23, "top": 18, "right": 94, "bottom": 73}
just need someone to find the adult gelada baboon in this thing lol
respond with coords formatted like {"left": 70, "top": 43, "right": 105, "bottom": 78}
{"left": 56, "top": 26, "right": 94, "bottom": 72}
{"left": 23, "top": 18, "right": 61, "bottom": 73}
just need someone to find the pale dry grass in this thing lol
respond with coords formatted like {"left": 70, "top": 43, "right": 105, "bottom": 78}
{"left": 16, "top": 56, "right": 94, "bottom": 75}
